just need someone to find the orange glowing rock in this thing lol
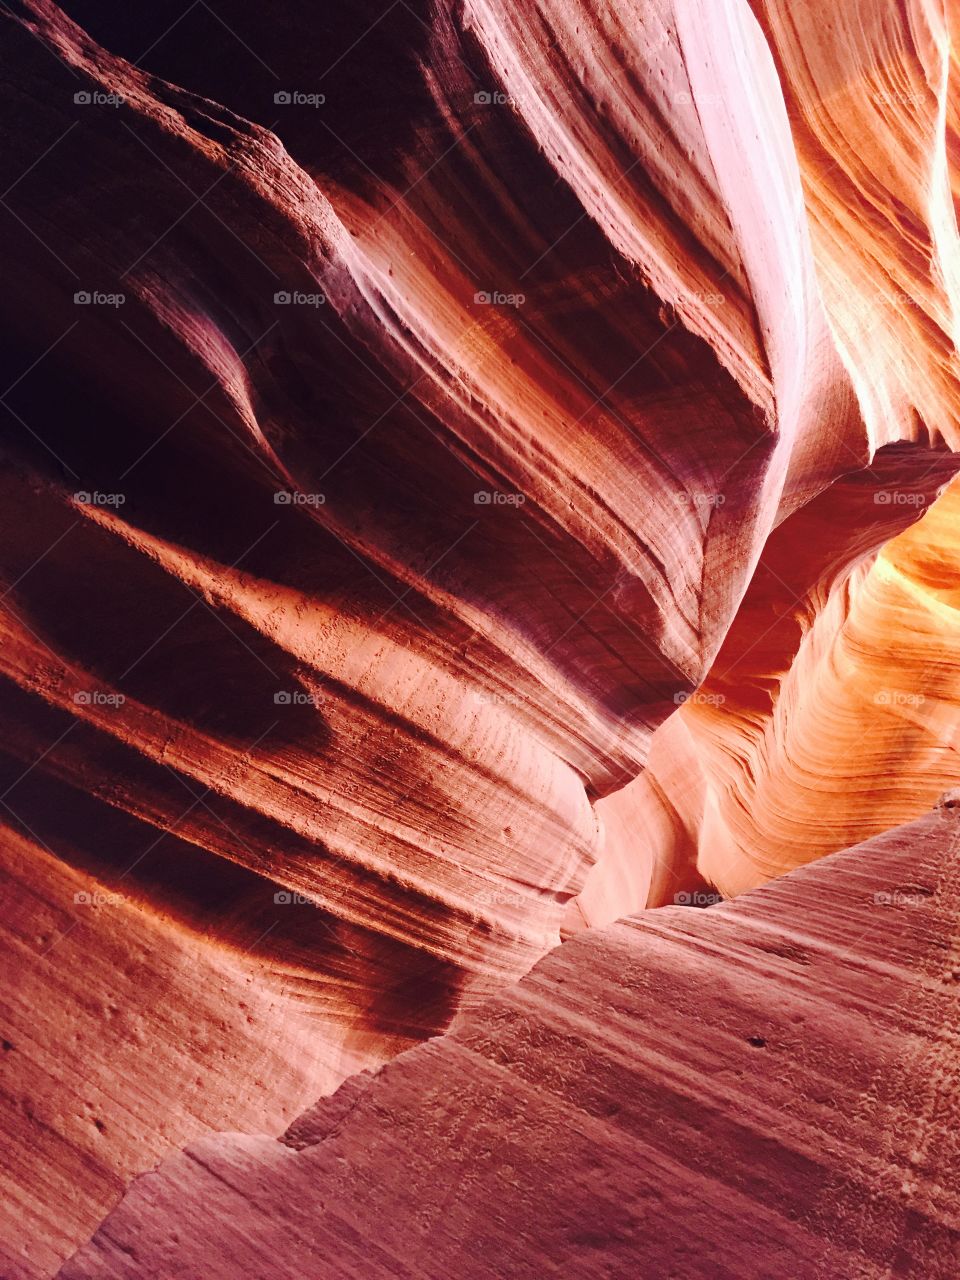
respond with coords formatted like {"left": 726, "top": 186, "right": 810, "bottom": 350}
{"left": 0, "top": 0, "right": 958, "bottom": 1274}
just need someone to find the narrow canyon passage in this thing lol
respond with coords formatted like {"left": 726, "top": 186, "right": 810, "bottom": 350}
{"left": 0, "top": 0, "right": 958, "bottom": 1276}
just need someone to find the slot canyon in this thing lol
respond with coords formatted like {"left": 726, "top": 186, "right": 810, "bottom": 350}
{"left": 1, "top": 1, "right": 959, "bottom": 1276}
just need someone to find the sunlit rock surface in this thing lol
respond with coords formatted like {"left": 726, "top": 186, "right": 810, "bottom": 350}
{"left": 573, "top": 0, "right": 960, "bottom": 923}
{"left": 1, "top": 0, "right": 959, "bottom": 1275}
{"left": 575, "top": 461, "right": 960, "bottom": 924}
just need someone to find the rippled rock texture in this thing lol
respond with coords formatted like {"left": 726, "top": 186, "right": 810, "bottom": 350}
{"left": 1, "top": 0, "right": 959, "bottom": 1275}
{"left": 60, "top": 805, "right": 960, "bottom": 1278}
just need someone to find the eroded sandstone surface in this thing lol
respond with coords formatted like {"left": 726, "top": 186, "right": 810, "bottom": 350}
{"left": 0, "top": 0, "right": 958, "bottom": 1274}
{"left": 60, "top": 805, "right": 960, "bottom": 1278}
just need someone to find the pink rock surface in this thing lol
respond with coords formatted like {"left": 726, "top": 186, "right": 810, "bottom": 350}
{"left": 60, "top": 803, "right": 960, "bottom": 1278}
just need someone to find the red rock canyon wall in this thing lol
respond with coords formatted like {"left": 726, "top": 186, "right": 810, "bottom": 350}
{"left": 0, "top": 0, "right": 957, "bottom": 1275}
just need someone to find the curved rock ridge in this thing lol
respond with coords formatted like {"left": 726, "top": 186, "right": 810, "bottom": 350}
{"left": 698, "top": 472, "right": 960, "bottom": 896}
{"left": 60, "top": 804, "right": 960, "bottom": 1278}
{"left": 575, "top": 452, "right": 960, "bottom": 923}
{"left": 1, "top": 0, "right": 959, "bottom": 1274}
{"left": 570, "top": 0, "right": 960, "bottom": 924}
{"left": 750, "top": 0, "right": 960, "bottom": 453}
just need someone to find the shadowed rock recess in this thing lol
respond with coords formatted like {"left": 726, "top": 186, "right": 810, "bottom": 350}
{"left": 0, "top": 0, "right": 958, "bottom": 1276}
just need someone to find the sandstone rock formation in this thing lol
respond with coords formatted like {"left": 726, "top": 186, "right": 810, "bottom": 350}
{"left": 0, "top": 0, "right": 958, "bottom": 1275}
{"left": 60, "top": 804, "right": 960, "bottom": 1278}
{"left": 574, "top": 460, "right": 960, "bottom": 925}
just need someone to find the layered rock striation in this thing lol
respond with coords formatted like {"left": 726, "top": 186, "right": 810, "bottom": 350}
{"left": 0, "top": 0, "right": 959, "bottom": 1275}
{"left": 60, "top": 803, "right": 960, "bottom": 1279}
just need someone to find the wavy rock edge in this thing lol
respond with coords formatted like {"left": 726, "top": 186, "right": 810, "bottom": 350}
{"left": 60, "top": 799, "right": 960, "bottom": 1279}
